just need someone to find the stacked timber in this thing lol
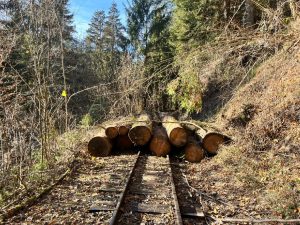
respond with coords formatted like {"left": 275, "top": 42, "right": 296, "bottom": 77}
{"left": 118, "top": 125, "right": 130, "bottom": 136}
{"left": 128, "top": 114, "right": 152, "bottom": 146}
{"left": 105, "top": 126, "right": 118, "bottom": 139}
{"left": 86, "top": 115, "right": 230, "bottom": 162}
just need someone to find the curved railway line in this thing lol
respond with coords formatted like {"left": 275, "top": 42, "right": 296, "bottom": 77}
{"left": 88, "top": 152, "right": 205, "bottom": 225}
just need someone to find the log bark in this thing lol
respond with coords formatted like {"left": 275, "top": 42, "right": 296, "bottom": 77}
{"left": 115, "top": 135, "right": 134, "bottom": 152}
{"left": 149, "top": 126, "right": 171, "bottom": 157}
{"left": 243, "top": 0, "right": 256, "bottom": 27}
{"left": 105, "top": 126, "right": 119, "bottom": 139}
{"left": 162, "top": 116, "right": 188, "bottom": 147}
{"left": 128, "top": 114, "right": 152, "bottom": 146}
{"left": 88, "top": 136, "right": 112, "bottom": 157}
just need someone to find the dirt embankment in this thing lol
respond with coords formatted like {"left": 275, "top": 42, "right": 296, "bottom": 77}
{"left": 188, "top": 45, "right": 300, "bottom": 219}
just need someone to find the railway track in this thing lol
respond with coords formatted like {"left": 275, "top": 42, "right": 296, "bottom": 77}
{"left": 88, "top": 152, "right": 205, "bottom": 225}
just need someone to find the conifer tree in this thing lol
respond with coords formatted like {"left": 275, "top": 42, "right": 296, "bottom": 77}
{"left": 103, "top": 2, "right": 127, "bottom": 80}
{"left": 126, "top": 0, "right": 174, "bottom": 110}
{"left": 55, "top": 0, "right": 74, "bottom": 41}
{"left": 126, "top": 0, "right": 172, "bottom": 59}
{"left": 104, "top": 2, "right": 127, "bottom": 53}
{"left": 86, "top": 10, "right": 106, "bottom": 49}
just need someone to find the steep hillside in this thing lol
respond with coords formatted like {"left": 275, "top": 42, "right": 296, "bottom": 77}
{"left": 188, "top": 44, "right": 300, "bottom": 219}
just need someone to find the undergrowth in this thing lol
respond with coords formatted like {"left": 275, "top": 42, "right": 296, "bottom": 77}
{"left": 185, "top": 17, "right": 300, "bottom": 218}
{"left": 210, "top": 44, "right": 300, "bottom": 218}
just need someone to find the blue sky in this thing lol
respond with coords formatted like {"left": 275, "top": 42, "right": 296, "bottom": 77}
{"left": 69, "top": 0, "right": 128, "bottom": 39}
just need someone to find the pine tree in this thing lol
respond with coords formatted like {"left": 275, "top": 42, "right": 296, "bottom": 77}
{"left": 126, "top": 0, "right": 174, "bottom": 110}
{"left": 86, "top": 10, "right": 106, "bottom": 49}
{"left": 126, "top": 0, "right": 173, "bottom": 58}
{"left": 103, "top": 2, "right": 127, "bottom": 53}
{"left": 170, "top": 0, "right": 222, "bottom": 51}
{"left": 85, "top": 10, "right": 108, "bottom": 82}
{"left": 55, "top": 0, "right": 74, "bottom": 41}
{"left": 103, "top": 2, "right": 127, "bottom": 80}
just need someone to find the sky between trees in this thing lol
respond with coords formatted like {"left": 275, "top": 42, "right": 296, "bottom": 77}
{"left": 70, "top": 0, "right": 128, "bottom": 38}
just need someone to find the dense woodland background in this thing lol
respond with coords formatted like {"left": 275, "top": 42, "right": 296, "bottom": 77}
{"left": 0, "top": 0, "right": 299, "bottom": 219}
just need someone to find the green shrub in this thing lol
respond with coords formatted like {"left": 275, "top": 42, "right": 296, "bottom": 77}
{"left": 80, "top": 113, "right": 93, "bottom": 127}
{"left": 88, "top": 96, "right": 109, "bottom": 122}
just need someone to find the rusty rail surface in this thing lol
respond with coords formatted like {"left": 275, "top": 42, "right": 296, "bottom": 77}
{"left": 109, "top": 151, "right": 141, "bottom": 225}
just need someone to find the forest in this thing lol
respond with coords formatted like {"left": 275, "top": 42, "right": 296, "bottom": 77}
{"left": 0, "top": 0, "right": 299, "bottom": 223}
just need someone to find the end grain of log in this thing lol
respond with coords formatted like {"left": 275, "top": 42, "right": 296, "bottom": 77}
{"left": 202, "top": 132, "right": 226, "bottom": 155}
{"left": 129, "top": 114, "right": 152, "bottom": 146}
{"left": 116, "top": 135, "right": 134, "bottom": 152}
{"left": 105, "top": 126, "right": 119, "bottom": 139}
{"left": 88, "top": 137, "right": 112, "bottom": 157}
{"left": 185, "top": 143, "right": 205, "bottom": 163}
{"left": 162, "top": 116, "right": 188, "bottom": 147}
{"left": 118, "top": 125, "right": 130, "bottom": 136}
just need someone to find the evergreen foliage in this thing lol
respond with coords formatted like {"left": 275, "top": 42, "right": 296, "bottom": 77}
{"left": 86, "top": 10, "right": 106, "bottom": 49}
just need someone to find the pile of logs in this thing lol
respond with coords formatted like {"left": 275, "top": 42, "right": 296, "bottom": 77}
{"left": 87, "top": 114, "right": 230, "bottom": 163}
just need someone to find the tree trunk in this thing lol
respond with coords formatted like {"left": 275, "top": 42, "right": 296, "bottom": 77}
{"left": 149, "top": 126, "right": 171, "bottom": 157}
{"left": 88, "top": 136, "right": 112, "bottom": 157}
{"left": 243, "top": 0, "right": 255, "bottom": 27}
{"left": 105, "top": 126, "right": 119, "bottom": 139}
{"left": 185, "top": 135, "right": 205, "bottom": 163}
{"left": 223, "top": 0, "right": 231, "bottom": 20}
{"left": 162, "top": 116, "right": 188, "bottom": 147}
{"left": 128, "top": 114, "right": 152, "bottom": 146}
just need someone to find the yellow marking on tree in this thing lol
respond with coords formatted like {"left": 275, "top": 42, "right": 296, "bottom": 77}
{"left": 61, "top": 90, "right": 67, "bottom": 97}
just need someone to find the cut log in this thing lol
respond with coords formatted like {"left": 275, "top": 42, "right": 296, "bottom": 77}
{"left": 149, "top": 126, "right": 171, "bottom": 157}
{"left": 118, "top": 125, "right": 131, "bottom": 136}
{"left": 105, "top": 126, "right": 119, "bottom": 139}
{"left": 162, "top": 116, "right": 188, "bottom": 147}
{"left": 195, "top": 128, "right": 228, "bottom": 155}
{"left": 202, "top": 133, "right": 227, "bottom": 155}
{"left": 116, "top": 135, "right": 134, "bottom": 152}
{"left": 128, "top": 114, "right": 152, "bottom": 146}
{"left": 88, "top": 136, "right": 112, "bottom": 157}
{"left": 184, "top": 136, "right": 205, "bottom": 163}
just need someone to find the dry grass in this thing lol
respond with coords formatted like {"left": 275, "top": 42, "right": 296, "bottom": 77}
{"left": 196, "top": 45, "right": 300, "bottom": 218}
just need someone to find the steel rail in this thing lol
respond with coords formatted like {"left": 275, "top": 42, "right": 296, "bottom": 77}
{"left": 168, "top": 155, "right": 183, "bottom": 225}
{"left": 109, "top": 151, "right": 141, "bottom": 225}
